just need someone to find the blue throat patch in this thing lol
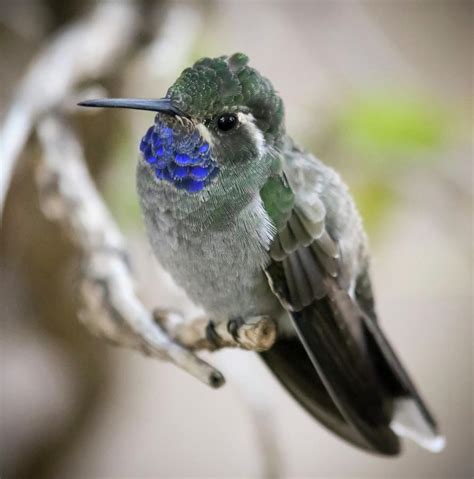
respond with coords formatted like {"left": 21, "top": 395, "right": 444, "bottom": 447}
{"left": 139, "top": 117, "right": 218, "bottom": 193}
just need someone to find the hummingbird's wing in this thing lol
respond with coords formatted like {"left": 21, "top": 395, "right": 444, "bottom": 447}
{"left": 260, "top": 168, "right": 442, "bottom": 455}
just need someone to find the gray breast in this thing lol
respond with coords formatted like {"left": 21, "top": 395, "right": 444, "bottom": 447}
{"left": 136, "top": 161, "right": 281, "bottom": 319}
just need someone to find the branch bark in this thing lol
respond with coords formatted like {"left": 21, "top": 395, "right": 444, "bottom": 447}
{"left": 0, "top": 2, "right": 139, "bottom": 215}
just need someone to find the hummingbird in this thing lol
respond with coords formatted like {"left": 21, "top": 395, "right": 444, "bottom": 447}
{"left": 79, "top": 53, "right": 444, "bottom": 455}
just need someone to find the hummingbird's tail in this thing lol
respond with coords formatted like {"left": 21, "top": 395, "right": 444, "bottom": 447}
{"left": 260, "top": 329, "right": 445, "bottom": 455}
{"left": 356, "top": 301, "right": 446, "bottom": 453}
{"left": 260, "top": 336, "right": 386, "bottom": 454}
{"left": 260, "top": 287, "right": 445, "bottom": 456}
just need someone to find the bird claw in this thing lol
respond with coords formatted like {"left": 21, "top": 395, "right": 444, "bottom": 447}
{"left": 230, "top": 316, "right": 277, "bottom": 352}
{"left": 152, "top": 309, "right": 277, "bottom": 352}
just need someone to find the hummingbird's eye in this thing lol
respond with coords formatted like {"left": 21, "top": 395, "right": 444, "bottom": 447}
{"left": 216, "top": 113, "right": 238, "bottom": 132}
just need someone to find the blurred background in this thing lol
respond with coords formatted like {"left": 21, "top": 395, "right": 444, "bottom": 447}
{"left": 0, "top": 1, "right": 472, "bottom": 478}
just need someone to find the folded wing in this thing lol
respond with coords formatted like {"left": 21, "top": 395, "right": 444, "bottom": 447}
{"left": 261, "top": 171, "right": 442, "bottom": 455}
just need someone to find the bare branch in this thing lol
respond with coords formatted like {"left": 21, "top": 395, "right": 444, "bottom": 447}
{"left": 0, "top": 1, "right": 139, "bottom": 216}
{"left": 36, "top": 115, "right": 224, "bottom": 388}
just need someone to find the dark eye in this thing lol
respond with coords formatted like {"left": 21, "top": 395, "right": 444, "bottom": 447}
{"left": 217, "top": 113, "right": 238, "bottom": 132}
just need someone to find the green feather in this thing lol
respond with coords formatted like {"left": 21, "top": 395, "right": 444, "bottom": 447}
{"left": 167, "top": 53, "right": 285, "bottom": 141}
{"left": 260, "top": 175, "right": 294, "bottom": 231}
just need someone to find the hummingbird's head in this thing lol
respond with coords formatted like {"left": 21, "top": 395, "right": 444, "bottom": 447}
{"left": 79, "top": 53, "right": 284, "bottom": 194}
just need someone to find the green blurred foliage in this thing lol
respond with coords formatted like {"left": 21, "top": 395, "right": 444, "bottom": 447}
{"left": 317, "top": 89, "right": 450, "bottom": 236}
{"left": 352, "top": 181, "right": 398, "bottom": 234}
{"left": 338, "top": 91, "right": 447, "bottom": 166}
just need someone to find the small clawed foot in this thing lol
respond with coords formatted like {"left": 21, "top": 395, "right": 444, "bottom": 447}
{"left": 228, "top": 316, "right": 277, "bottom": 352}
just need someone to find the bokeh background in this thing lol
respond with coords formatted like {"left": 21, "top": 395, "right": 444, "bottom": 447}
{"left": 1, "top": 1, "right": 472, "bottom": 478}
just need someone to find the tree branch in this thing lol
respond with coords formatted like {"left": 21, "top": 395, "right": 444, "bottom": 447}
{"left": 0, "top": 2, "right": 140, "bottom": 216}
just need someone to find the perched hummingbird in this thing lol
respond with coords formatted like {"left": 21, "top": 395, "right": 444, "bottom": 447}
{"left": 79, "top": 53, "right": 444, "bottom": 455}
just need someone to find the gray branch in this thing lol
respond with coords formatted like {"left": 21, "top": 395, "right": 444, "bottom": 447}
{"left": 0, "top": 2, "right": 139, "bottom": 215}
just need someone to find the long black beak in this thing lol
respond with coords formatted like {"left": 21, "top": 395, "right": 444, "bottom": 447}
{"left": 77, "top": 98, "right": 185, "bottom": 116}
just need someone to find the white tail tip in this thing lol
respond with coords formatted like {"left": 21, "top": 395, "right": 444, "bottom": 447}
{"left": 390, "top": 398, "right": 446, "bottom": 453}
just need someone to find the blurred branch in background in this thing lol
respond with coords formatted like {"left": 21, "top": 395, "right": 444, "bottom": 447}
{"left": 0, "top": 1, "right": 138, "bottom": 213}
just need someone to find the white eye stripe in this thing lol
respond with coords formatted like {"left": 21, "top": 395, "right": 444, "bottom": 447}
{"left": 237, "top": 112, "right": 266, "bottom": 157}
{"left": 236, "top": 111, "right": 254, "bottom": 124}
{"left": 196, "top": 123, "right": 214, "bottom": 147}
{"left": 198, "top": 112, "right": 266, "bottom": 157}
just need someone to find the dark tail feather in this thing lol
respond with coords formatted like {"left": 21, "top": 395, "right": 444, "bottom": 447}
{"left": 361, "top": 314, "right": 445, "bottom": 452}
{"left": 260, "top": 336, "right": 399, "bottom": 455}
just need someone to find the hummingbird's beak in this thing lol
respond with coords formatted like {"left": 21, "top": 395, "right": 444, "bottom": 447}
{"left": 77, "top": 98, "right": 185, "bottom": 116}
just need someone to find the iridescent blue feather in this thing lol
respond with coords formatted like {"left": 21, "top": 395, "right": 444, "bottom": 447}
{"left": 139, "top": 116, "right": 218, "bottom": 193}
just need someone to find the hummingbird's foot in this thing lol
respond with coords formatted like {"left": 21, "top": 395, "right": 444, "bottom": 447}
{"left": 227, "top": 316, "right": 277, "bottom": 352}
{"left": 153, "top": 309, "right": 277, "bottom": 352}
